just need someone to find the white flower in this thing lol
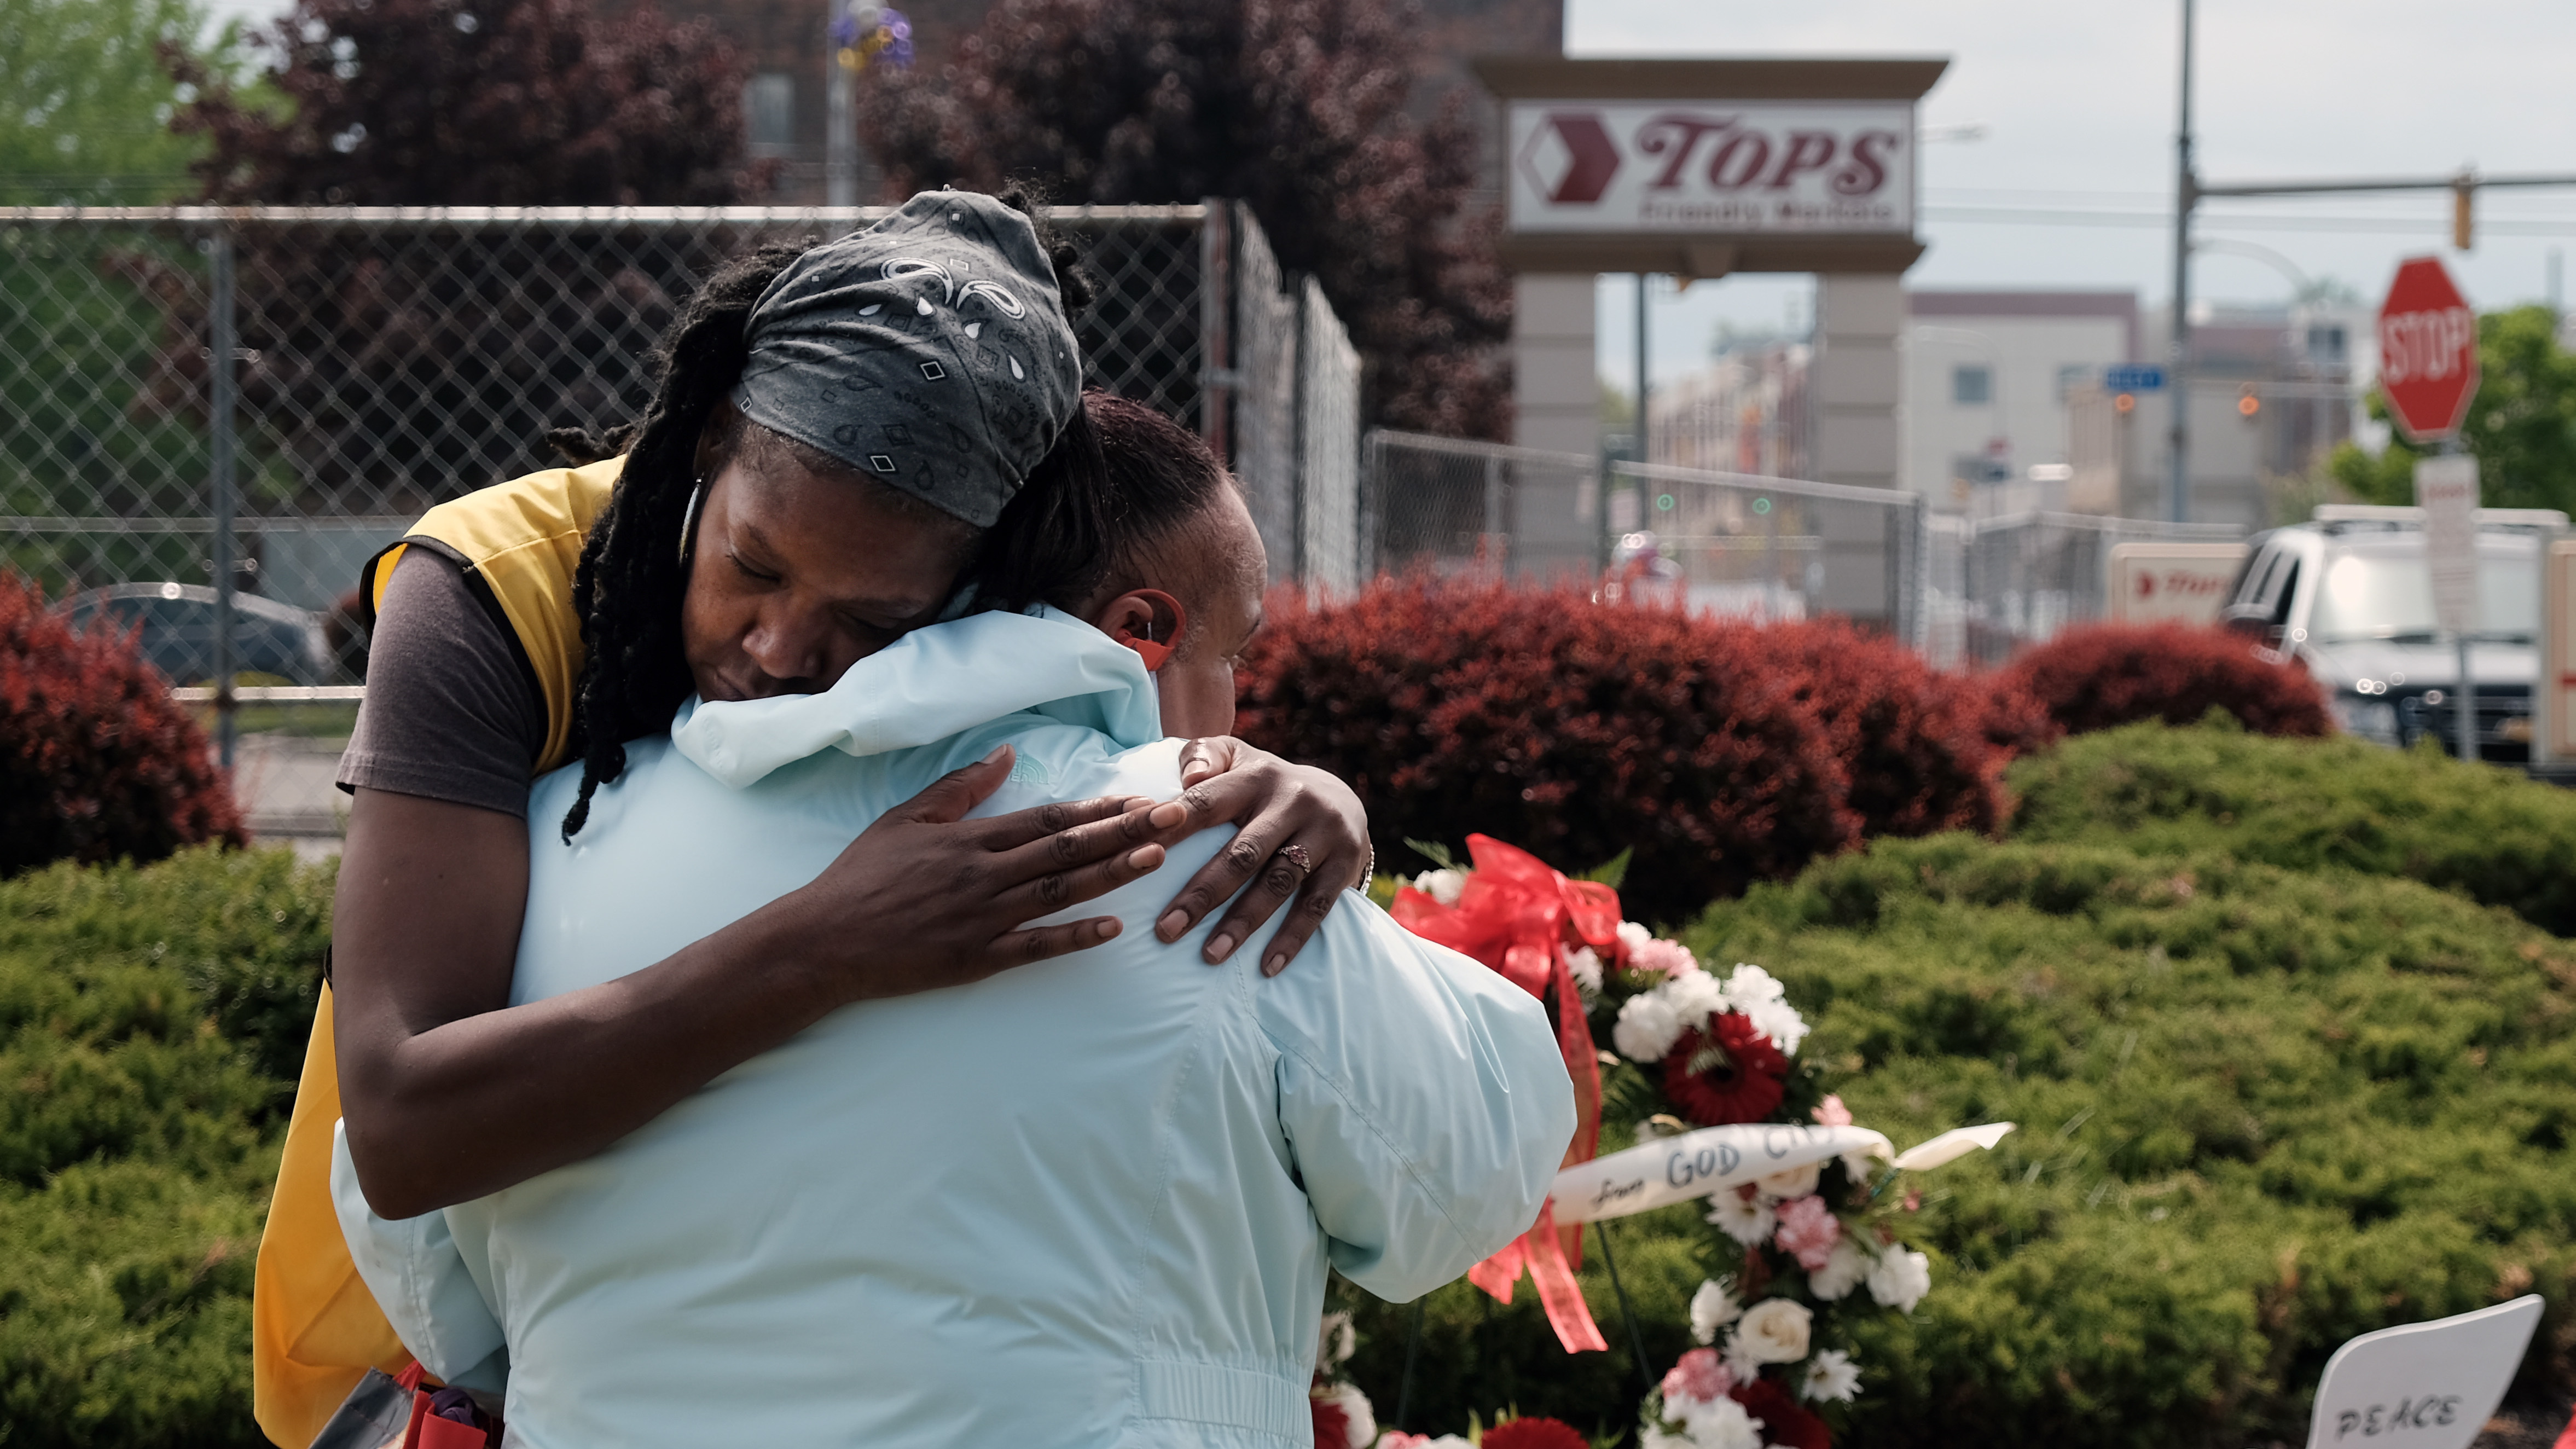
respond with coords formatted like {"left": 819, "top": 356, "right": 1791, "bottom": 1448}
{"left": 1734, "top": 1297, "right": 1814, "bottom": 1364}
{"left": 1800, "top": 1347, "right": 1864, "bottom": 1404}
{"left": 1840, "top": 1148, "right": 1880, "bottom": 1189}
{"left": 1617, "top": 920, "right": 1655, "bottom": 958}
{"left": 1689, "top": 1278, "right": 1743, "bottom": 1344}
{"left": 1615, "top": 991, "right": 1685, "bottom": 1063}
{"left": 1675, "top": 1394, "right": 1765, "bottom": 1449}
{"left": 1719, "top": 1330, "right": 1766, "bottom": 1382}
{"left": 1316, "top": 1310, "right": 1354, "bottom": 1369}
{"left": 1661, "top": 968, "right": 1726, "bottom": 1028}
{"left": 1704, "top": 1188, "right": 1777, "bottom": 1247}
{"left": 1743, "top": 997, "right": 1809, "bottom": 1057}
{"left": 1755, "top": 1161, "right": 1820, "bottom": 1202}
{"left": 1867, "top": 1245, "right": 1933, "bottom": 1314}
{"left": 1415, "top": 868, "right": 1466, "bottom": 907}
{"left": 1721, "top": 962, "right": 1786, "bottom": 1007}
{"left": 1807, "top": 1236, "right": 1872, "bottom": 1302}
{"left": 1567, "top": 946, "right": 1604, "bottom": 997}
{"left": 1311, "top": 1381, "right": 1373, "bottom": 1447}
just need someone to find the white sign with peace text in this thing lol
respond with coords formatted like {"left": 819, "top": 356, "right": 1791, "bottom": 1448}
{"left": 2304, "top": 1295, "right": 2542, "bottom": 1449}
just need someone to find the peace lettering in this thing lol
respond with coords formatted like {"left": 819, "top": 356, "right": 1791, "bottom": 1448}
{"left": 2336, "top": 1395, "right": 2461, "bottom": 1439}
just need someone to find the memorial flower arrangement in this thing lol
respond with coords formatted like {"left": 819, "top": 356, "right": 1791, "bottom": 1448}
{"left": 1393, "top": 837, "right": 2006, "bottom": 1449}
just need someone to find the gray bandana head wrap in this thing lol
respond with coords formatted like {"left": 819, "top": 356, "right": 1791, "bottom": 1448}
{"left": 730, "top": 190, "right": 1083, "bottom": 529}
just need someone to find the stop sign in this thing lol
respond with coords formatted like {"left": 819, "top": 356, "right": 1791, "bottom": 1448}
{"left": 2377, "top": 256, "right": 2480, "bottom": 443}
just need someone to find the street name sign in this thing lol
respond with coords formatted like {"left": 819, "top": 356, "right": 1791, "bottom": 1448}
{"left": 2378, "top": 257, "right": 2480, "bottom": 444}
{"left": 2103, "top": 364, "right": 2166, "bottom": 392}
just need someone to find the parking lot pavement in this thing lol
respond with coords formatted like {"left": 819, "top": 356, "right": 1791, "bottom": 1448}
{"left": 230, "top": 732, "right": 348, "bottom": 862}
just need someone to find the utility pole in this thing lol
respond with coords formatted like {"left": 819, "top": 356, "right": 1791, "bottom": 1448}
{"left": 2168, "top": 0, "right": 2196, "bottom": 525}
{"left": 1635, "top": 273, "right": 1651, "bottom": 466}
{"left": 826, "top": 26, "right": 856, "bottom": 207}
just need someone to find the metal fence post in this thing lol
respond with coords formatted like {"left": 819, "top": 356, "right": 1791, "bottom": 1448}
{"left": 1196, "top": 198, "right": 1232, "bottom": 456}
{"left": 1482, "top": 454, "right": 1506, "bottom": 576}
{"left": 207, "top": 223, "right": 238, "bottom": 770}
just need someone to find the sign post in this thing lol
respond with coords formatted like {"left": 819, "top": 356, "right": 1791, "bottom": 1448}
{"left": 2378, "top": 257, "right": 2482, "bottom": 762}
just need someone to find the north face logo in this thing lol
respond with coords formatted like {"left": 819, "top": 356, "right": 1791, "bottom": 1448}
{"left": 1517, "top": 112, "right": 1621, "bottom": 205}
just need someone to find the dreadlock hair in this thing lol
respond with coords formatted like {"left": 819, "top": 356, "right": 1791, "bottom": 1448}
{"left": 554, "top": 190, "right": 1105, "bottom": 839}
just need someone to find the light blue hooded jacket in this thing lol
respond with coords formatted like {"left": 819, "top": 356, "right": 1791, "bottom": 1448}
{"left": 332, "top": 606, "right": 1573, "bottom": 1449}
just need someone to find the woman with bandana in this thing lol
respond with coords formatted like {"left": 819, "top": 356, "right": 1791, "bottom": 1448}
{"left": 253, "top": 190, "right": 1376, "bottom": 1445}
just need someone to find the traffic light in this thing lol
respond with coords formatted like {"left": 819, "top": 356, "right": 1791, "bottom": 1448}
{"left": 2113, "top": 392, "right": 2137, "bottom": 414}
{"left": 2453, "top": 180, "right": 2475, "bottom": 252}
{"left": 2237, "top": 389, "right": 2261, "bottom": 419}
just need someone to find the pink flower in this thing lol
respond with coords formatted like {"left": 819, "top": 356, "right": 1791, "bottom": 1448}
{"left": 1628, "top": 938, "right": 1697, "bottom": 978}
{"left": 1660, "top": 1346, "right": 1735, "bottom": 1406}
{"left": 1773, "top": 1194, "right": 1842, "bottom": 1271}
{"left": 1812, "top": 1094, "right": 1853, "bottom": 1127}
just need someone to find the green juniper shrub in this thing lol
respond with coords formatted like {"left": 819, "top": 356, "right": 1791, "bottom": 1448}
{"left": 1, "top": 571, "right": 246, "bottom": 877}
{"left": 2001, "top": 622, "right": 2331, "bottom": 739}
{"left": 1681, "top": 834, "right": 2576, "bottom": 1449}
{"left": 2011, "top": 718, "right": 2576, "bottom": 936}
{"left": 0, "top": 845, "right": 329, "bottom": 1448}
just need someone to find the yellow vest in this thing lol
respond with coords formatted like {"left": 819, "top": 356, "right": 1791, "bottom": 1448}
{"left": 252, "top": 456, "right": 622, "bottom": 1447}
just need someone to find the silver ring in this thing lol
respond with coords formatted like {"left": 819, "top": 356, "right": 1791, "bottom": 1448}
{"left": 1279, "top": 842, "right": 1314, "bottom": 876}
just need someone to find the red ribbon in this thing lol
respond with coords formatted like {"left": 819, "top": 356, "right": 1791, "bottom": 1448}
{"left": 1392, "top": 834, "right": 1620, "bottom": 1354}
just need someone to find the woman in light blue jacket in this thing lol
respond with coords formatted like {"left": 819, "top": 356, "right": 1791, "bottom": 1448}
{"left": 335, "top": 397, "right": 1576, "bottom": 1447}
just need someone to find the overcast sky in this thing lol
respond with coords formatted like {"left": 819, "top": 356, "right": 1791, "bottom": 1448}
{"left": 1573, "top": 0, "right": 2576, "bottom": 384}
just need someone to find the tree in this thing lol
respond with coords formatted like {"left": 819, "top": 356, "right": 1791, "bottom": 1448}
{"left": 130, "top": 0, "right": 770, "bottom": 513}
{"left": 2330, "top": 305, "right": 2576, "bottom": 512}
{"left": 0, "top": 0, "right": 251, "bottom": 205}
{"left": 860, "top": 0, "right": 1512, "bottom": 440}
{"left": 167, "top": 0, "right": 760, "bottom": 205}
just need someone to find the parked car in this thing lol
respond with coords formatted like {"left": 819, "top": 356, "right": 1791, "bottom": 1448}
{"left": 2219, "top": 505, "right": 2566, "bottom": 762}
{"left": 61, "top": 582, "right": 332, "bottom": 687}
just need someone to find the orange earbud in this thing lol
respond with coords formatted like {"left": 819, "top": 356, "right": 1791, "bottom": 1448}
{"left": 1112, "top": 590, "right": 1185, "bottom": 671}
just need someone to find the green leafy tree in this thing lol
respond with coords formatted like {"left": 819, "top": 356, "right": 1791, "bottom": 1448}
{"left": 860, "top": 0, "right": 1513, "bottom": 439}
{"left": 0, "top": 0, "right": 252, "bottom": 204}
{"left": 2330, "top": 304, "right": 2576, "bottom": 511}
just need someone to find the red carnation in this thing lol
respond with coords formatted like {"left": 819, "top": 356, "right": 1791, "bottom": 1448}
{"left": 1733, "top": 1375, "right": 1831, "bottom": 1449}
{"left": 1663, "top": 1010, "right": 1789, "bottom": 1126}
{"left": 1482, "top": 1417, "right": 1591, "bottom": 1449}
{"left": 1310, "top": 1396, "right": 1350, "bottom": 1448}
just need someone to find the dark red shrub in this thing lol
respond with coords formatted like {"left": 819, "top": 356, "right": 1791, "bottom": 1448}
{"left": 2000, "top": 622, "right": 2331, "bottom": 739}
{"left": 1, "top": 574, "right": 246, "bottom": 876}
{"left": 1761, "top": 618, "right": 2016, "bottom": 838}
{"left": 1233, "top": 578, "right": 1857, "bottom": 924}
{"left": 1969, "top": 666, "right": 2063, "bottom": 759}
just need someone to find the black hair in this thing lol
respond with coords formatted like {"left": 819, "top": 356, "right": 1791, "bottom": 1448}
{"left": 1040, "top": 390, "right": 1240, "bottom": 618}
{"left": 552, "top": 189, "right": 1104, "bottom": 839}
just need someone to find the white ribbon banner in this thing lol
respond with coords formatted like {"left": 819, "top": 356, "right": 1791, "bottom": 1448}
{"left": 1549, "top": 1121, "right": 2015, "bottom": 1225}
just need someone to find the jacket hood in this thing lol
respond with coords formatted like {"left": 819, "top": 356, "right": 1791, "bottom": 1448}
{"left": 669, "top": 606, "right": 1163, "bottom": 789}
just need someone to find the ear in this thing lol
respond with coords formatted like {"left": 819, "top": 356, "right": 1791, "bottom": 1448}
{"left": 1096, "top": 588, "right": 1187, "bottom": 672}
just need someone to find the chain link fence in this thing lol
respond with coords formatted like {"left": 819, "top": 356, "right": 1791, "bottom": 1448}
{"left": 1365, "top": 430, "right": 1603, "bottom": 583}
{"left": 1932, "top": 510, "right": 2248, "bottom": 667}
{"left": 4, "top": 201, "right": 1360, "bottom": 842}
{"left": 1609, "top": 459, "right": 1929, "bottom": 646}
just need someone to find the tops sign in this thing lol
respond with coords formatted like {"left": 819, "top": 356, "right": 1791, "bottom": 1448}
{"left": 1509, "top": 100, "right": 1916, "bottom": 236}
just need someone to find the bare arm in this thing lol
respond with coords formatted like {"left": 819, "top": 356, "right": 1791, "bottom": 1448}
{"left": 332, "top": 747, "right": 1167, "bottom": 1219}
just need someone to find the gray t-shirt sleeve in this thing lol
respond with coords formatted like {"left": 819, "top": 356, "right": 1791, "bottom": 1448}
{"left": 335, "top": 546, "right": 549, "bottom": 818}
